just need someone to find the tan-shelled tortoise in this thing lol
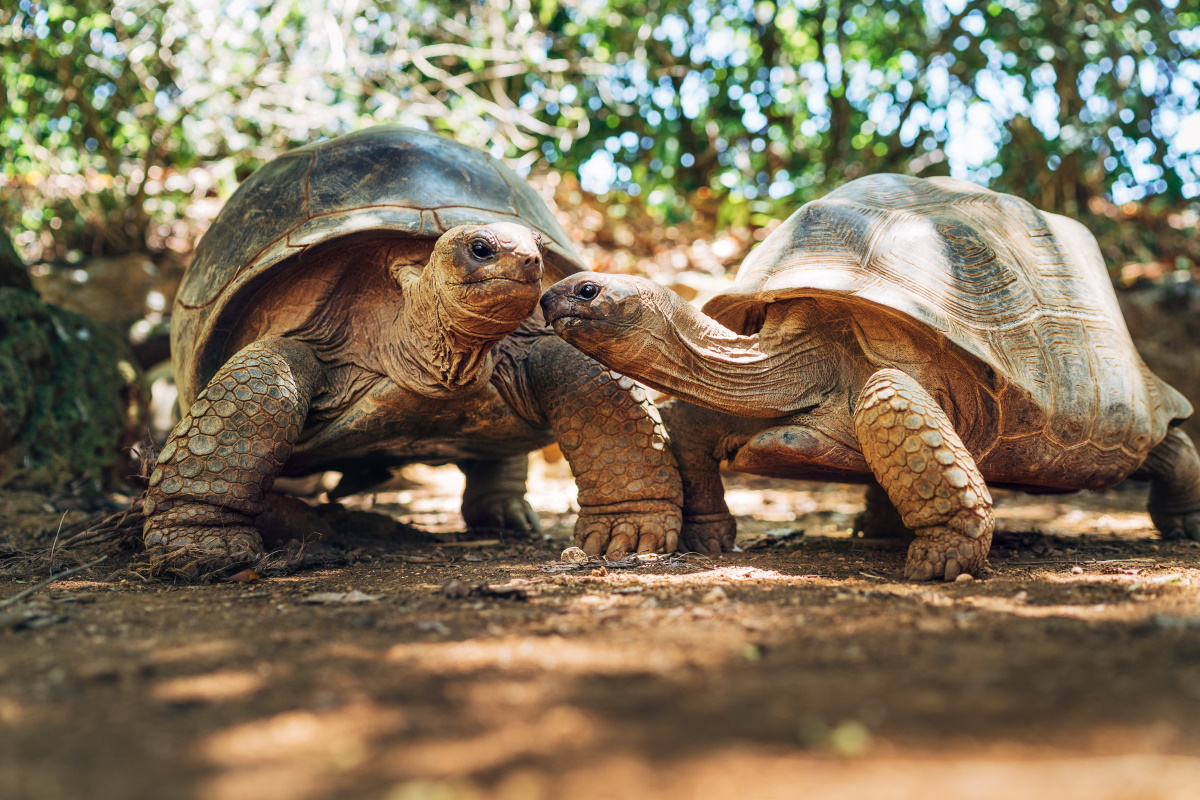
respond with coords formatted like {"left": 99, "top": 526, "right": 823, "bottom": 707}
{"left": 143, "top": 126, "right": 681, "bottom": 578}
{"left": 542, "top": 174, "right": 1200, "bottom": 580}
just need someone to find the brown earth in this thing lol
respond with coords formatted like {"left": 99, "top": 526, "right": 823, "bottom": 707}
{"left": 4, "top": 462, "right": 1200, "bottom": 800}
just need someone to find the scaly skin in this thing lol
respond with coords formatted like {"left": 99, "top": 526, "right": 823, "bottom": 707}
{"left": 142, "top": 337, "right": 324, "bottom": 577}
{"left": 1136, "top": 427, "right": 1200, "bottom": 541}
{"left": 525, "top": 335, "right": 682, "bottom": 556}
{"left": 853, "top": 369, "right": 993, "bottom": 581}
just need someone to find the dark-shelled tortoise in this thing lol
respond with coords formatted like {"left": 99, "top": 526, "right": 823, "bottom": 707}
{"left": 542, "top": 174, "right": 1200, "bottom": 580}
{"left": 143, "top": 126, "right": 681, "bottom": 577}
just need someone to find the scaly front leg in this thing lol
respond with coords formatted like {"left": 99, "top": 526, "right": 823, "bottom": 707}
{"left": 142, "top": 337, "right": 324, "bottom": 578}
{"left": 853, "top": 369, "right": 993, "bottom": 581}
{"left": 525, "top": 336, "right": 682, "bottom": 556}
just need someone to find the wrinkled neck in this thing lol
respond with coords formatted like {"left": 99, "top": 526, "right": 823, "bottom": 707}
{"left": 380, "top": 268, "right": 513, "bottom": 397}
{"left": 609, "top": 296, "right": 833, "bottom": 418}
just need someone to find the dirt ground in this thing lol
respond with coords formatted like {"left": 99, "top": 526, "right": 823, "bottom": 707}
{"left": 4, "top": 459, "right": 1200, "bottom": 800}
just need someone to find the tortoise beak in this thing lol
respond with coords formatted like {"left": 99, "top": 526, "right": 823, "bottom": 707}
{"left": 540, "top": 278, "right": 595, "bottom": 328}
{"left": 539, "top": 281, "right": 574, "bottom": 325}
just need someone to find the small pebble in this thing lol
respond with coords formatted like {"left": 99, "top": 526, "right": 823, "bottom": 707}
{"left": 560, "top": 546, "right": 588, "bottom": 564}
{"left": 701, "top": 586, "right": 729, "bottom": 604}
{"left": 954, "top": 573, "right": 974, "bottom": 583}
{"left": 1071, "top": 566, "right": 1084, "bottom": 574}
{"left": 440, "top": 579, "right": 472, "bottom": 599}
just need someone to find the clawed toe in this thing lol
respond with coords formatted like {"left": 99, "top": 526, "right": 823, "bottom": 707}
{"left": 943, "top": 558, "right": 963, "bottom": 582}
{"left": 605, "top": 527, "right": 636, "bottom": 557}
{"left": 904, "top": 560, "right": 935, "bottom": 581}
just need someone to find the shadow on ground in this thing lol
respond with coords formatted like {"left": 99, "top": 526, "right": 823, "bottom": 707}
{"left": 3, "top": 469, "right": 1200, "bottom": 800}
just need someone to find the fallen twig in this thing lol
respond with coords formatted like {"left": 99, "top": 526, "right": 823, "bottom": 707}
{"left": 541, "top": 551, "right": 707, "bottom": 574}
{"left": 60, "top": 500, "right": 143, "bottom": 549}
{"left": 0, "top": 555, "right": 110, "bottom": 609}
{"left": 47, "top": 511, "right": 67, "bottom": 575}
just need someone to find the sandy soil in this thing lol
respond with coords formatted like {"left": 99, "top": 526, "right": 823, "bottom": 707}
{"left": 3, "top": 461, "right": 1200, "bottom": 800}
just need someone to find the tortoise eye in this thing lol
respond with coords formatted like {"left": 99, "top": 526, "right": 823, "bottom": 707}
{"left": 470, "top": 239, "right": 495, "bottom": 259}
{"left": 576, "top": 282, "right": 600, "bottom": 301}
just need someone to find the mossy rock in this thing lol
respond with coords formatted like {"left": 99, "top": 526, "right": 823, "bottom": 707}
{"left": 0, "top": 287, "right": 145, "bottom": 490}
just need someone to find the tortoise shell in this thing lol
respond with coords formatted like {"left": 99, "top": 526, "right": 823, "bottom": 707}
{"left": 171, "top": 126, "right": 585, "bottom": 402}
{"left": 704, "top": 174, "right": 1191, "bottom": 482}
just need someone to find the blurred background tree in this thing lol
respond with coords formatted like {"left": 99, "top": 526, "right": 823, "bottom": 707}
{"left": 2, "top": 0, "right": 1199, "bottom": 277}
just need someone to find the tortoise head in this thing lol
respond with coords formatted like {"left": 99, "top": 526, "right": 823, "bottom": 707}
{"left": 428, "top": 222, "right": 546, "bottom": 329}
{"left": 540, "top": 273, "right": 655, "bottom": 362}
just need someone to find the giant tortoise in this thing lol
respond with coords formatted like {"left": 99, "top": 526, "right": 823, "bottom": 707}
{"left": 143, "top": 126, "right": 681, "bottom": 576}
{"left": 541, "top": 174, "right": 1200, "bottom": 580}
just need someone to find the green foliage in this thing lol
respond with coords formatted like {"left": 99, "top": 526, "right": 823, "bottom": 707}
{"left": 0, "top": 288, "right": 140, "bottom": 490}
{"left": 1, "top": 0, "right": 1198, "bottom": 269}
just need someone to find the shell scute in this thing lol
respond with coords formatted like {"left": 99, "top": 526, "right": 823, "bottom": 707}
{"left": 306, "top": 129, "right": 519, "bottom": 220}
{"left": 177, "top": 152, "right": 312, "bottom": 310}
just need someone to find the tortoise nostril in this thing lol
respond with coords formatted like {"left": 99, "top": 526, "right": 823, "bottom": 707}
{"left": 524, "top": 256, "right": 537, "bottom": 269}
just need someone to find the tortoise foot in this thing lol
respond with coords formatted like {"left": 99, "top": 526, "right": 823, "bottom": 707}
{"left": 576, "top": 501, "right": 681, "bottom": 557}
{"left": 904, "top": 527, "right": 989, "bottom": 581}
{"left": 463, "top": 496, "right": 541, "bottom": 535}
{"left": 1140, "top": 428, "right": 1200, "bottom": 542}
{"left": 681, "top": 513, "right": 737, "bottom": 555}
{"left": 1150, "top": 509, "right": 1200, "bottom": 541}
{"left": 144, "top": 526, "right": 265, "bottom": 579}
{"left": 459, "top": 457, "right": 541, "bottom": 536}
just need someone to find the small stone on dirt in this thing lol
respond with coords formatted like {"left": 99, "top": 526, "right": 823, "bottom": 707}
{"left": 441, "top": 579, "right": 472, "bottom": 599}
{"left": 1071, "top": 566, "right": 1084, "bottom": 574}
{"left": 954, "top": 573, "right": 974, "bottom": 583}
{"left": 561, "top": 546, "right": 588, "bottom": 563}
